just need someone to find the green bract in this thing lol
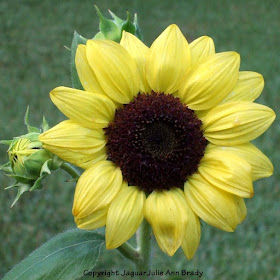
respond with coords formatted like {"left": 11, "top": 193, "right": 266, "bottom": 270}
{"left": 0, "top": 108, "right": 63, "bottom": 207}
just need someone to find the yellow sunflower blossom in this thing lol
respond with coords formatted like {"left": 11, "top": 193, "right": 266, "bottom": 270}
{"left": 39, "top": 24, "right": 275, "bottom": 259}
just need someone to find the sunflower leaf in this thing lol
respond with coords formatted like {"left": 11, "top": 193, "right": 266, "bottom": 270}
{"left": 2, "top": 229, "right": 105, "bottom": 280}
{"left": 71, "top": 31, "right": 87, "bottom": 90}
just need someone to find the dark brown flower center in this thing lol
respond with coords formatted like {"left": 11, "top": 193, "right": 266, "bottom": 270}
{"left": 104, "top": 92, "right": 207, "bottom": 193}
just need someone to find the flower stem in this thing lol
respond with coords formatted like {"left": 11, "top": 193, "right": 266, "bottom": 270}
{"left": 117, "top": 242, "right": 141, "bottom": 263}
{"left": 117, "top": 220, "right": 152, "bottom": 277}
{"left": 136, "top": 219, "right": 152, "bottom": 272}
{"left": 60, "top": 162, "right": 81, "bottom": 179}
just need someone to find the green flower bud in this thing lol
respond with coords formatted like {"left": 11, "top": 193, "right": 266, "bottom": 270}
{"left": 93, "top": 6, "right": 143, "bottom": 42}
{"left": 0, "top": 108, "right": 63, "bottom": 207}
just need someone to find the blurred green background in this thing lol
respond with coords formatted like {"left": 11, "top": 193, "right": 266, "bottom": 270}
{"left": 1, "top": 0, "right": 279, "bottom": 279}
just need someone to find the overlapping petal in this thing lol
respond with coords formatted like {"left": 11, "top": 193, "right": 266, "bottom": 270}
{"left": 203, "top": 101, "right": 276, "bottom": 146}
{"left": 39, "top": 120, "right": 106, "bottom": 168}
{"left": 72, "top": 161, "right": 123, "bottom": 219}
{"left": 144, "top": 188, "right": 188, "bottom": 256}
{"left": 198, "top": 148, "right": 253, "bottom": 197}
{"left": 146, "top": 24, "right": 191, "bottom": 94}
{"left": 189, "top": 36, "right": 215, "bottom": 65}
{"left": 75, "top": 207, "right": 108, "bottom": 230}
{"left": 207, "top": 143, "right": 273, "bottom": 181}
{"left": 185, "top": 173, "right": 247, "bottom": 232}
{"left": 181, "top": 200, "right": 201, "bottom": 260}
{"left": 86, "top": 40, "right": 140, "bottom": 104}
{"left": 221, "top": 71, "right": 264, "bottom": 104}
{"left": 75, "top": 44, "right": 107, "bottom": 95}
{"left": 50, "top": 86, "right": 116, "bottom": 129}
{"left": 120, "top": 31, "right": 151, "bottom": 93}
{"left": 178, "top": 52, "right": 240, "bottom": 110}
{"left": 106, "top": 186, "right": 146, "bottom": 249}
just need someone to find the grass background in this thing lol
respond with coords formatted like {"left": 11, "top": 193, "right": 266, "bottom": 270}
{"left": 1, "top": 0, "right": 279, "bottom": 279}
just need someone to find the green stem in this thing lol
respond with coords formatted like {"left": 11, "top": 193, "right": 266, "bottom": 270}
{"left": 60, "top": 162, "right": 81, "bottom": 179}
{"left": 136, "top": 219, "right": 152, "bottom": 272}
{"left": 117, "top": 219, "right": 152, "bottom": 280}
{"left": 117, "top": 242, "right": 141, "bottom": 263}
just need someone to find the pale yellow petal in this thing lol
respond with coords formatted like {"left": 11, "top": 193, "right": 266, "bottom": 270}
{"left": 221, "top": 71, "right": 264, "bottom": 103}
{"left": 39, "top": 120, "right": 106, "bottom": 168}
{"left": 207, "top": 143, "right": 273, "bottom": 181}
{"left": 181, "top": 200, "right": 201, "bottom": 260}
{"left": 50, "top": 86, "right": 116, "bottom": 129}
{"left": 146, "top": 24, "right": 191, "bottom": 94}
{"left": 86, "top": 40, "right": 140, "bottom": 104}
{"left": 199, "top": 148, "right": 253, "bottom": 197}
{"left": 72, "top": 160, "right": 123, "bottom": 219}
{"left": 75, "top": 44, "right": 107, "bottom": 95}
{"left": 120, "top": 31, "right": 151, "bottom": 93}
{"left": 178, "top": 52, "right": 240, "bottom": 110}
{"left": 185, "top": 173, "right": 247, "bottom": 232}
{"left": 144, "top": 188, "right": 188, "bottom": 256}
{"left": 203, "top": 102, "right": 276, "bottom": 146}
{"left": 75, "top": 207, "right": 108, "bottom": 230}
{"left": 189, "top": 36, "right": 215, "bottom": 65}
{"left": 106, "top": 186, "right": 146, "bottom": 249}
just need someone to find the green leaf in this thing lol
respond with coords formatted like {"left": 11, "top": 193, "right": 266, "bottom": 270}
{"left": 24, "top": 107, "right": 40, "bottom": 133}
{"left": 71, "top": 31, "right": 87, "bottom": 90}
{"left": 3, "top": 229, "right": 105, "bottom": 280}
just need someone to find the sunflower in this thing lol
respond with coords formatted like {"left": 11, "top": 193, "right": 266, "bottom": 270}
{"left": 39, "top": 25, "right": 275, "bottom": 259}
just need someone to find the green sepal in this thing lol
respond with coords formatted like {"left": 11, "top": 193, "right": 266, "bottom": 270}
{"left": 24, "top": 149, "right": 52, "bottom": 177}
{"left": 133, "top": 13, "right": 143, "bottom": 41}
{"left": 8, "top": 173, "right": 35, "bottom": 184}
{"left": 121, "top": 11, "right": 136, "bottom": 36}
{"left": 2, "top": 229, "right": 105, "bottom": 280}
{"left": 94, "top": 5, "right": 121, "bottom": 42}
{"left": 0, "top": 139, "right": 14, "bottom": 145}
{"left": 108, "top": 9, "right": 124, "bottom": 27}
{"left": 71, "top": 31, "right": 87, "bottom": 90}
{"left": 24, "top": 106, "right": 40, "bottom": 133}
{"left": 0, "top": 162, "right": 12, "bottom": 173}
{"left": 42, "top": 116, "right": 50, "bottom": 132}
{"left": 10, "top": 183, "right": 30, "bottom": 208}
{"left": 29, "top": 175, "right": 45, "bottom": 191}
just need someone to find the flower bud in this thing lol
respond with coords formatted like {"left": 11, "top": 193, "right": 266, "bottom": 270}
{"left": 0, "top": 108, "right": 63, "bottom": 207}
{"left": 93, "top": 6, "right": 143, "bottom": 42}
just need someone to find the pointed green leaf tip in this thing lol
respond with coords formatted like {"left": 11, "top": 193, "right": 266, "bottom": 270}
{"left": 93, "top": 6, "right": 143, "bottom": 42}
{"left": 2, "top": 229, "right": 105, "bottom": 280}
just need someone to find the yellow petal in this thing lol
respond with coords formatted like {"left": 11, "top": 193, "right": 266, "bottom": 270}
{"left": 120, "top": 31, "right": 151, "bottom": 93}
{"left": 50, "top": 86, "right": 116, "bottom": 129}
{"left": 185, "top": 173, "right": 247, "bottom": 232}
{"left": 189, "top": 36, "right": 215, "bottom": 65}
{"left": 203, "top": 101, "right": 276, "bottom": 146}
{"left": 179, "top": 52, "right": 240, "bottom": 110}
{"left": 106, "top": 186, "right": 146, "bottom": 249}
{"left": 207, "top": 143, "right": 273, "bottom": 181}
{"left": 75, "top": 207, "right": 108, "bottom": 230}
{"left": 181, "top": 201, "right": 201, "bottom": 260}
{"left": 86, "top": 40, "right": 140, "bottom": 104}
{"left": 199, "top": 148, "right": 253, "bottom": 197}
{"left": 221, "top": 71, "right": 264, "bottom": 103}
{"left": 146, "top": 24, "right": 191, "bottom": 94}
{"left": 144, "top": 188, "right": 188, "bottom": 256}
{"left": 73, "top": 161, "right": 123, "bottom": 219}
{"left": 39, "top": 120, "right": 106, "bottom": 168}
{"left": 75, "top": 44, "right": 107, "bottom": 95}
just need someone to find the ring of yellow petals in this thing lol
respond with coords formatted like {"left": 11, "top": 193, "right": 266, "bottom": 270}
{"left": 39, "top": 24, "right": 275, "bottom": 259}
